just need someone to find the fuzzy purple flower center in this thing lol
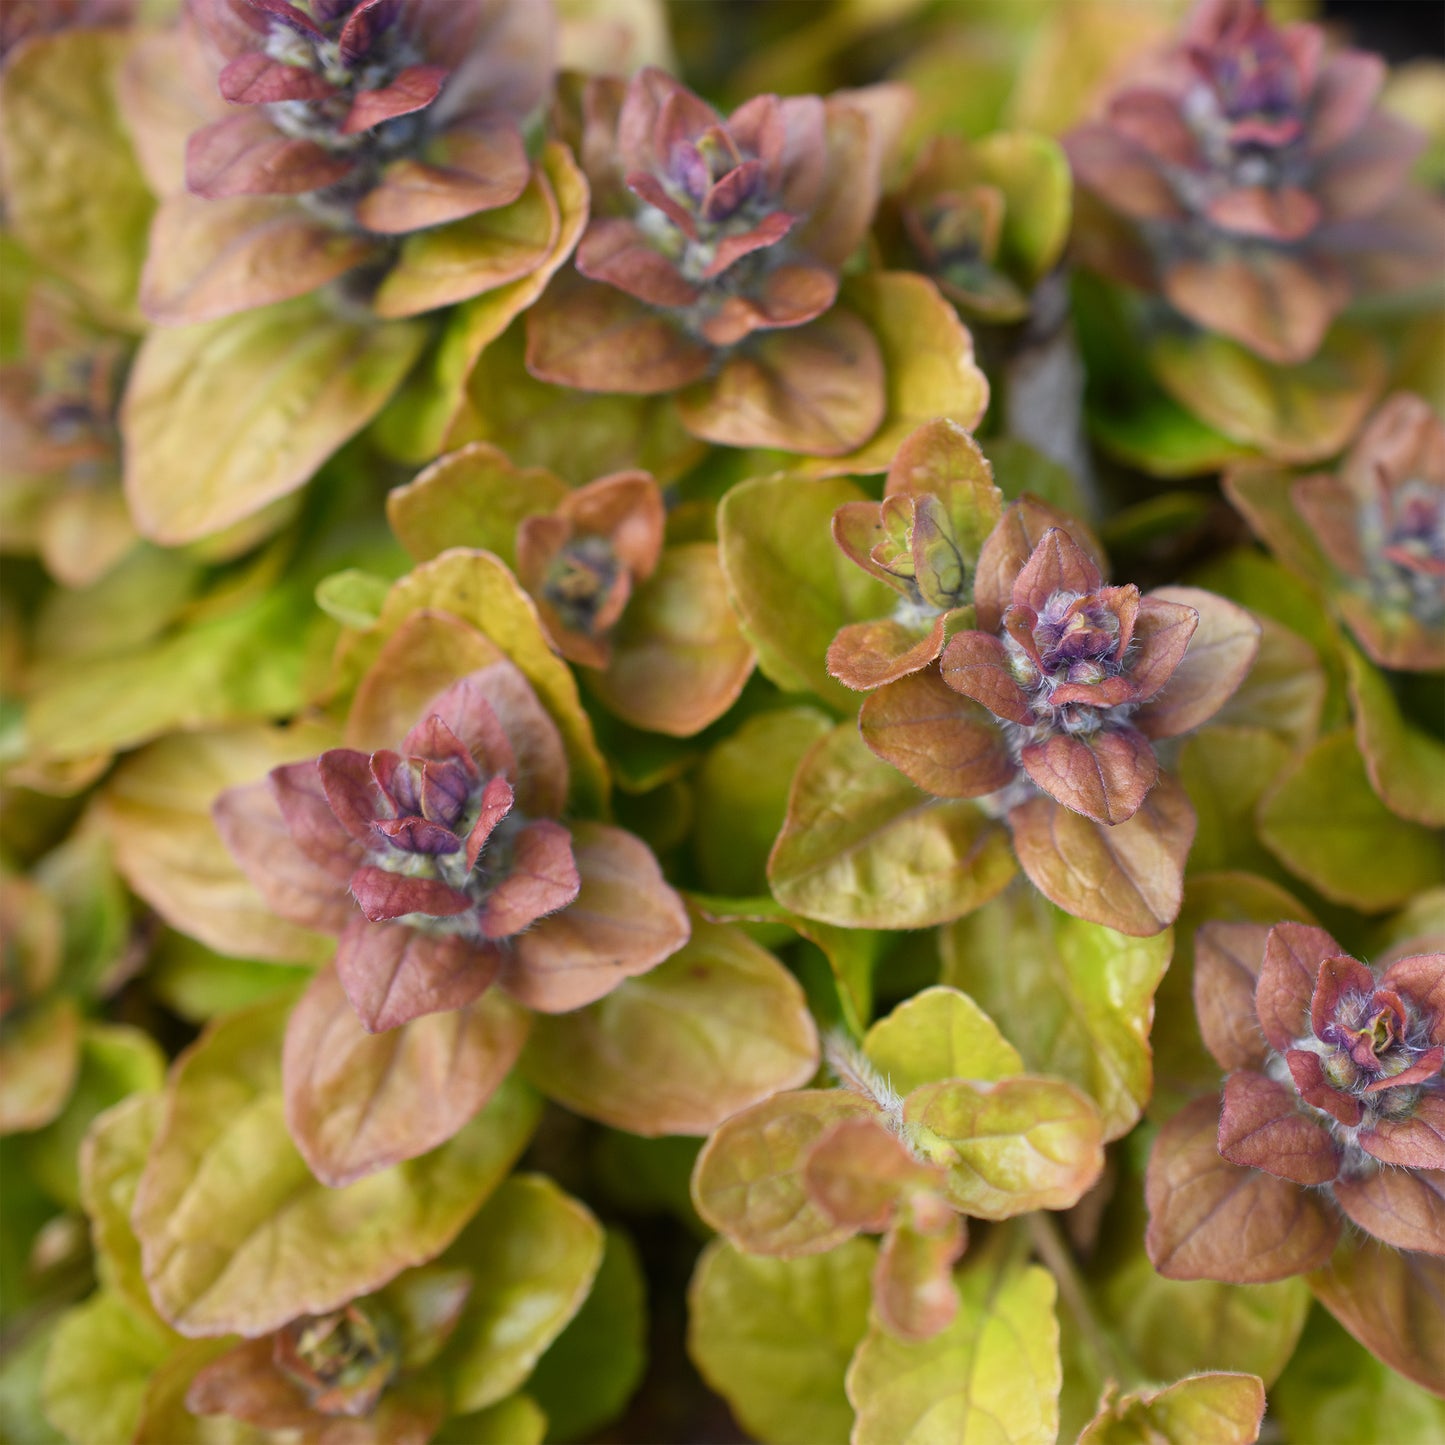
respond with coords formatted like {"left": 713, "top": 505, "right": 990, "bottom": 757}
{"left": 1006, "top": 591, "right": 1129, "bottom": 737}
{"left": 1366, "top": 476, "right": 1445, "bottom": 624}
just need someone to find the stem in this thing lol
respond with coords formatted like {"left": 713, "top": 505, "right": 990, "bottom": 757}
{"left": 1026, "top": 1211, "right": 1137, "bottom": 1391}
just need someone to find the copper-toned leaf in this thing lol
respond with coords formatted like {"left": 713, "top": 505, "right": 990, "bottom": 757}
{"left": 803, "top": 1116, "right": 943, "bottom": 1231}
{"left": 691, "top": 1089, "right": 877, "bottom": 1257}
{"left": 872, "top": 1197, "right": 966, "bottom": 1342}
{"left": 1145, "top": 1096, "right": 1339, "bottom": 1283}
{"left": 335, "top": 920, "right": 496, "bottom": 1034}
{"left": 1193, "top": 922, "right": 1271, "bottom": 1073}
{"left": 1020, "top": 727, "right": 1159, "bottom": 826}
{"left": 939, "top": 629, "right": 1034, "bottom": 725}
{"left": 284, "top": 963, "right": 530, "bottom": 1186}
{"left": 500, "top": 822, "right": 689, "bottom": 1013}
{"left": 1135, "top": 588, "right": 1260, "bottom": 739}
{"left": 859, "top": 669, "right": 1015, "bottom": 799}
{"left": 1008, "top": 773, "right": 1196, "bottom": 936}
{"left": 1254, "top": 921, "right": 1342, "bottom": 1054}
{"left": 826, "top": 612, "right": 952, "bottom": 693}
{"left": 1332, "top": 1167, "right": 1445, "bottom": 1256}
{"left": 1217, "top": 1070, "right": 1340, "bottom": 1186}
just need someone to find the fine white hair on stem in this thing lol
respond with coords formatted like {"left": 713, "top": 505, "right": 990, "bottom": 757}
{"left": 823, "top": 1030, "right": 905, "bottom": 1133}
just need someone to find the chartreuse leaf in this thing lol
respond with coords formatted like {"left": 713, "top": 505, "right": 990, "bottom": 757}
{"left": 80, "top": 1093, "right": 164, "bottom": 1327}
{"left": 1270, "top": 1307, "right": 1445, "bottom": 1445}
{"left": 132, "top": 995, "right": 540, "bottom": 1337}
{"left": 41, "top": 1293, "right": 173, "bottom": 1445}
{"left": 434, "top": 1394, "right": 548, "bottom": 1445}
{"left": 1258, "top": 730, "right": 1442, "bottom": 911}
{"left": 692, "top": 708, "right": 834, "bottom": 896}
{"left": 123, "top": 296, "right": 425, "bottom": 544}
{"left": 0, "top": 30, "right": 154, "bottom": 324}
{"left": 718, "top": 474, "right": 895, "bottom": 711}
{"left": 1179, "top": 726, "right": 1293, "bottom": 878}
{"left": 523, "top": 912, "right": 817, "bottom": 1137}
{"left": 905, "top": 1075, "right": 1104, "bottom": 1219}
{"left": 19, "top": 1023, "right": 165, "bottom": 1209}
{"left": 863, "top": 986, "right": 1023, "bottom": 1096}
{"left": 437, "top": 1175, "right": 603, "bottom": 1415}
{"left": 943, "top": 890, "right": 1172, "bottom": 1140}
{"left": 314, "top": 568, "right": 392, "bottom": 630}
{"left": 769, "top": 724, "right": 1015, "bottom": 929}
{"left": 1078, "top": 1373, "right": 1266, "bottom": 1444}
{"left": 0, "top": 996, "right": 80, "bottom": 1136}
{"left": 847, "top": 1251, "right": 1060, "bottom": 1445}
{"left": 147, "top": 933, "right": 313, "bottom": 1023}
{"left": 528, "top": 1228, "right": 648, "bottom": 1442}
{"left": 1344, "top": 644, "right": 1445, "bottom": 827}
{"left": 689, "top": 1236, "right": 876, "bottom": 1445}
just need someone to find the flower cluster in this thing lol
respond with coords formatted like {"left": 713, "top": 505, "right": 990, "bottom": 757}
{"left": 1066, "top": 0, "right": 1438, "bottom": 363}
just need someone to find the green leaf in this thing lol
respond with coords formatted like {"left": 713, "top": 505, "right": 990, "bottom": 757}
{"left": 692, "top": 707, "right": 834, "bottom": 896}
{"left": 523, "top": 912, "right": 818, "bottom": 1136}
{"left": 123, "top": 297, "right": 426, "bottom": 543}
{"left": 147, "top": 934, "right": 314, "bottom": 1023}
{"left": 80, "top": 1093, "right": 165, "bottom": 1327}
{"left": 527, "top": 1228, "right": 648, "bottom": 1443}
{"left": 434, "top": 1394, "right": 548, "bottom": 1445}
{"left": 942, "top": 890, "right": 1172, "bottom": 1140}
{"left": 863, "top": 985, "right": 1023, "bottom": 1096}
{"left": 0, "top": 1319, "right": 65, "bottom": 1445}
{"left": 131, "top": 995, "right": 540, "bottom": 1337}
{"left": 692, "top": 1089, "right": 877, "bottom": 1257}
{"left": 20, "top": 1023, "right": 165, "bottom": 1209}
{"left": 1077, "top": 1373, "right": 1266, "bottom": 1445}
{"left": 0, "top": 996, "right": 81, "bottom": 1136}
{"left": 1208, "top": 613, "right": 1326, "bottom": 753}
{"left": 1270, "top": 1306, "right": 1445, "bottom": 1445}
{"left": 386, "top": 443, "right": 568, "bottom": 567}
{"left": 974, "top": 132, "right": 1073, "bottom": 284}
{"left": 1344, "top": 644, "right": 1445, "bottom": 827}
{"left": 438, "top": 1175, "right": 604, "bottom": 1415}
{"left": 1258, "top": 730, "right": 1442, "bottom": 911}
{"left": 689, "top": 1236, "right": 876, "bottom": 1445}
{"left": 904, "top": 1075, "right": 1104, "bottom": 1218}
{"left": 1178, "top": 725, "right": 1292, "bottom": 878}
{"left": 41, "top": 1293, "right": 173, "bottom": 1445}
{"left": 0, "top": 31, "right": 155, "bottom": 324}
{"left": 314, "top": 568, "right": 392, "bottom": 630}
{"left": 718, "top": 474, "right": 895, "bottom": 711}
{"left": 769, "top": 724, "right": 1016, "bottom": 929}
{"left": 1149, "top": 324, "right": 1387, "bottom": 465}
{"left": 847, "top": 1254, "right": 1059, "bottom": 1445}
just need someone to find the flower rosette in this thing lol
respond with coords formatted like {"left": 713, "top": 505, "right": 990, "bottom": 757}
{"left": 1227, "top": 391, "right": 1445, "bottom": 673}
{"left": 829, "top": 495, "right": 1258, "bottom": 935}
{"left": 1065, "top": 0, "right": 1440, "bottom": 367}
{"left": 526, "top": 65, "right": 912, "bottom": 456}
{"left": 1145, "top": 920, "right": 1445, "bottom": 1389}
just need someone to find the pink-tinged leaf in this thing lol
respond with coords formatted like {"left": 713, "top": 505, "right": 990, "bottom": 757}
{"left": 400, "top": 713, "right": 481, "bottom": 775}
{"left": 1362, "top": 1043, "right": 1444, "bottom": 1093}
{"left": 355, "top": 121, "right": 530, "bottom": 233}
{"left": 284, "top": 962, "right": 529, "bottom": 1186}
{"left": 859, "top": 669, "right": 1015, "bottom": 800}
{"left": 1360, "top": 1092, "right": 1445, "bottom": 1169}
{"left": 1105, "top": 88, "right": 1202, "bottom": 167}
{"left": 1065, "top": 121, "right": 1186, "bottom": 221}
{"left": 1020, "top": 727, "right": 1159, "bottom": 826}
{"left": 1284, "top": 1050, "right": 1361, "bottom": 1127}
{"left": 939, "top": 630, "right": 1033, "bottom": 724}
{"left": 677, "top": 308, "right": 887, "bottom": 458}
{"left": 1381, "top": 954, "right": 1445, "bottom": 1044}
{"left": 408, "top": 683, "right": 515, "bottom": 783}
{"left": 1136, "top": 588, "right": 1261, "bottom": 738}
{"left": 1309, "top": 954, "right": 1377, "bottom": 1039}
{"left": 268, "top": 760, "right": 366, "bottom": 873}
{"left": 802, "top": 1116, "right": 943, "bottom": 1231}
{"left": 342, "top": 65, "right": 449, "bottom": 135}
{"left": 466, "top": 775, "right": 515, "bottom": 871}
{"left": 1207, "top": 184, "right": 1321, "bottom": 241}
{"left": 317, "top": 749, "right": 387, "bottom": 841}
{"left": 1291, "top": 474, "right": 1367, "bottom": 578}
{"left": 1255, "top": 922, "right": 1343, "bottom": 1053}
{"left": 212, "top": 780, "right": 354, "bottom": 935}
{"left": 217, "top": 52, "right": 335, "bottom": 105}
{"left": 1011, "top": 528, "right": 1103, "bottom": 613}
{"left": 1145, "top": 1095, "right": 1340, "bottom": 1282}
{"left": 691, "top": 1089, "right": 878, "bottom": 1256}
{"left": 1126, "top": 596, "right": 1199, "bottom": 704}
{"left": 500, "top": 823, "right": 688, "bottom": 1013}
{"left": 873, "top": 1199, "right": 966, "bottom": 1342}
{"left": 186, "top": 112, "right": 353, "bottom": 199}
{"left": 525, "top": 274, "right": 712, "bottom": 394}
{"left": 1193, "top": 921, "right": 1271, "bottom": 1073}
{"left": 1332, "top": 1167, "right": 1445, "bottom": 1256}
{"left": 1309, "top": 1238, "right": 1445, "bottom": 1396}
{"left": 1307, "top": 49, "right": 1387, "bottom": 153}
{"left": 1008, "top": 773, "right": 1196, "bottom": 937}
{"left": 335, "top": 919, "right": 496, "bottom": 1033}
{"left": 479, "top": 819, "right": 579, "bottom": 939}
{"left": 698, "top": 264, "right": 838, "bottom": 348}
{"left": 827, "top": 614, "right": 949, "bottom": 692}
{"left": 576, "top": 217, "right": 702, "bottom": 308}
{"left": 349, "top": 867, "right": 472, "bottom": 924}
{"left": 186, "top": 1337, "right": 314, "bottom": 1430}
{"left": 1217, "top": 1070, "right": 1340, "bottom": 1186}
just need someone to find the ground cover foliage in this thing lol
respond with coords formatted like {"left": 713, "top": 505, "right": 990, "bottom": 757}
{"left": 1, "top": 0, "right": 1443, "bottom": 1441}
